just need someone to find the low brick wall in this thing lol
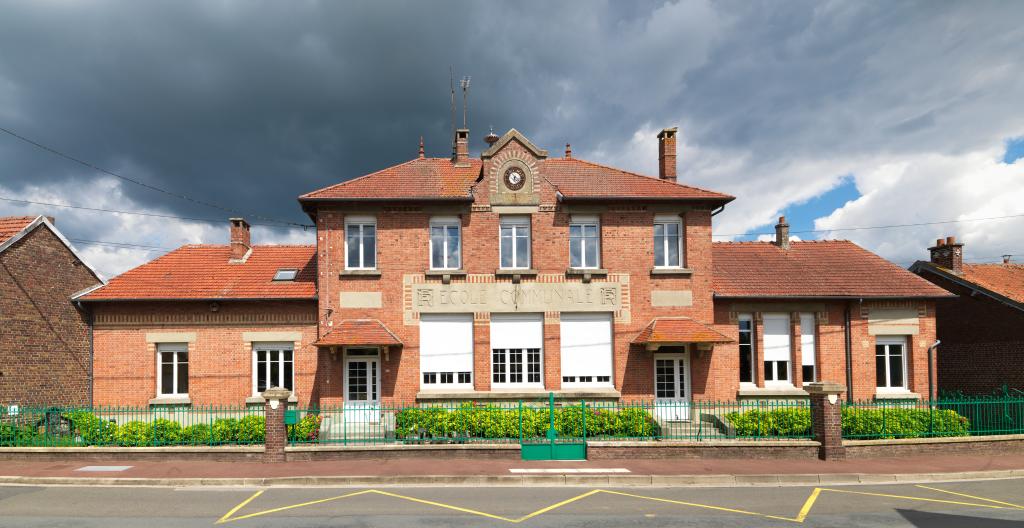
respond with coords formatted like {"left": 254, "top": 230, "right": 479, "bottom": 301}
{"left": 285, "top": 444, "right": 520, "bottom": 461}
{"left": 0, "top": 446, "right": 262, "bottom": 462}
{"left": 845, "top": 434, "right": 1024, "bottom": 458}
{"left": 587, "top": 440, "right": 821, "bottom": 459}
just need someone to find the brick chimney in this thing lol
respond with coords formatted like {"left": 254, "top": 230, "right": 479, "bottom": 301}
{"left": 929, "top": 236, "right": 963, "bottom": 274}
{"left": 774, "top": 216, "right": 790, "bottom": 250}
{"left": 454, "top": 128, "right": 470, "bottom": 167}
{"left": 657, "top": 127, "right": 678, "bottom": 182}
{"left": 229, "top": 218, "right": 251, "bottom": 262}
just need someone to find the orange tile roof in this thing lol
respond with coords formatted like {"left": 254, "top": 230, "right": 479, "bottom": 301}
{"left": 313, "top": 319, "right": 402, "bottom": 346}
{"left": 0, "top": 216, "right": 36, "bottom": 246}
{"left": 633, "top": 317, "right": 733, "bottom": 344}
{"left": 299, "top": 157, "right": 732, "bottom": 203}
{"left": 81, "top": 245, "right": 316, "bottom": 301}
{"left": 712, "top": 241, "right": 952, "bottom": 299}
{"left": 961, "top": 263, "right": 1024, "bottom": 305}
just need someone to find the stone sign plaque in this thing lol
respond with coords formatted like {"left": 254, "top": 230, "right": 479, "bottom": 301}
{"left": 411, "top": 282, "right": 621, "bottom": 313}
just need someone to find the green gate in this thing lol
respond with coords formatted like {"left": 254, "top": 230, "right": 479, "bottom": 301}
{"left": 520, "top": 393, "right": 587, "bottom": 460}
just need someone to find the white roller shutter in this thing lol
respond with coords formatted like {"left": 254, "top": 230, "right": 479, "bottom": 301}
{"left": 763, "top": 313, "right": 791, "bottom": 362}
{"left": 490, "top": 313, "right": 543, "bottom": 349}
{"left": 420, "top": 314, "right": 474, "bottom": 387}
{"left": 800, "top": 313, "right": 815, "bottom": 368}
{"left": 560, "top": 313, "right": 613, "bottom": 386}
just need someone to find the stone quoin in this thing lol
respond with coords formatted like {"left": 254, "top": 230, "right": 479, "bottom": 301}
{"left": 79, "top": 126, "right": 953, "bottom": 408}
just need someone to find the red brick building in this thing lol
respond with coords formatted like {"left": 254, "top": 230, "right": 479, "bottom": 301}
{"left": 911, "top": 237, "right": 1024, "bottom": 395}
{"left": 82, "top": 127, "right": 950, "bottom": 409}
{"left": 1, "top": 215, "right": 104, "bottom": 407}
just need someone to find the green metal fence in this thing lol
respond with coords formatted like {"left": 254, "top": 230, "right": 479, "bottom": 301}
{"left": 288, "top": 398, "right": 815, "bottom": 446}
{"left": 0, "top": 405, "right": 264, "bottom": 447}
{"left": 842, "top": 397, "right": 1024, "bottom": 439}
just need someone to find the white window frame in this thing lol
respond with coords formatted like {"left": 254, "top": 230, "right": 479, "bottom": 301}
{"left": 763, "top": 313, "right": 792, "bottom": 387}
{"left": 875, "top": 335, "right": 909, "bottom": 392}
{"left": 559, "top": 312, "right": 613, "bottom": 388}
{"left": 653, "top": 214, "right": 684, "bottom": 268}
{"left": 251, "top": 342, "right": 295, "bottom": 396}
{"left": 569, "top": 215, "right": 601, "bottom": 269}
{"left": 738, "top": 313, "right": 755, "bottom": 387}
{"left": 490, "top": 313, "right": 544, "bottom": 389}
{"left": 156, "top": 343, "right": 189, "bottom": 397}
{"left": 800, "top": 313, "right": 817, "bottom": 383}
{"left": 499, "top": 216, "right": 531, "bottom": 270}
{"left": 419, "top": 313, "right": 474, "bottom": 390}
{"left": 344, "top": 215, "right": 377, "bottom": 270}
{"left": 653, "top": 351, "right": 691, "bottom": 401}
{"left": 429, "top": 216, "right": 462, "bottom": 270}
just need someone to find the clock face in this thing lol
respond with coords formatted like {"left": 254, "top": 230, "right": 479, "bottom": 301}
{"left": 504, "top": 167, "right": 526, "bottom": 191}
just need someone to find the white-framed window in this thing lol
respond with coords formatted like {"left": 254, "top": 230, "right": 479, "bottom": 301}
{"left": 499, "top": 216, "right": 531, "bottom": 269}
{"left": 738, "top": 314, "right": 754, "bottom": 384}
{"left": 876, "top": 336, "right": 908, "bottom": 391}
{"left": 569, "top": 215, "right": 600, "bottom": 269}
{"left": 490, "top": 313, "right": 543, "bottom": 387}
{"left": 420, "top": 314, "right": 474, "bottom": 389}
{"left": 800, "top": 313, "right": 817, "bottom": 383}
{"left": 560, "top": 312, "right": 613, "bottom": 387}
{"left": 345, "top": 215, "right": 377, "bottom": 270}
{"left": 763, "top": 313, "right": 791, "bottom": 385}
{"left": 653, "top": 214, "right": 683, "bottom": 268}
{"left": 157, "top": 343, "right": 189, "bottom": 397}
{"left": 253, "top": 342, "right": 294, "bottom": 395}
{"left": 429, "top": 216, "right": 461, "bottom": 270}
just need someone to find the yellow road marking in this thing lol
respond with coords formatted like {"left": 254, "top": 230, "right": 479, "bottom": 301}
{"left": 370, "top": 490, "right": 521, "bottom": 522}
{"left": 599, "top": 489, "right": 800, "bottom": 523}
{"left": 794, "top": 488, "right": 822, "bottom": 523}
{"left": 215, "top": 490, "right": 263, "bottom": 524}
{"left": 514, "top": 489, "right": 603, "bottom": 522}
{"left": 820, "top": 487, "right": 1006, "bottom": 509}
{"left": 916, "top": 484, "right": 1024, "bottom": 509}
{"left": 220, "top": 489, "right": 373, "bottom": 523}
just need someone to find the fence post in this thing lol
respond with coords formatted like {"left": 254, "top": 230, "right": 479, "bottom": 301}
{"left": 806, "top": 381, "right": 846, "bottom": 461}
{"left": 262, "top": 387, "right": 291, "bottom": 463}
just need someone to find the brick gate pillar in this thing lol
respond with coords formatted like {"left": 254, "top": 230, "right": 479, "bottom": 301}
{"left": 805, "top": 381, "right": 846, "bottom": 461}
{"left": 262, "top": 387, "right": 291, "bottom": 463}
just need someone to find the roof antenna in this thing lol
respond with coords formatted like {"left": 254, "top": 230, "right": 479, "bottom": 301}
{"left": 450, "top": 66, "right": 456, "bottom": 157}
{"left": 460, "top": 76, "right": 471, "bottom": 129}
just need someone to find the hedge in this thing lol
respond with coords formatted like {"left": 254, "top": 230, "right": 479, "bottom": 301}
{"left": 0, "top": 412, "right": 323, "bottom": 447}
{"left": 724, "top": 406, "right": 971, "bottom": 439}
{"left": 394, "top": 405, "right": 660, "bottom": 440}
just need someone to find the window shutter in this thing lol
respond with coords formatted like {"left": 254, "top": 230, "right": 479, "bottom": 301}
{"left": 763, "top": 314, "right": 791, "bottom": 362}
{"left": 560, "top": 313, "right": 612, "bottom": 383}
{"left": 419, "top": 314, "right": 474, "bottom": 379}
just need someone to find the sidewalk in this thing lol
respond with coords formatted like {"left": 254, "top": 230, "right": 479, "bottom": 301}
{"left": 2, "top": 453, "right": 1024, "bottom": 487}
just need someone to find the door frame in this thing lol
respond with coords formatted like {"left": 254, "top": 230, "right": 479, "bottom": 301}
{"left": 343, "top": 347, "right": 382, "bottom": 404}
{"left": 653, "top": 349, "right": 692, "bottom": 403}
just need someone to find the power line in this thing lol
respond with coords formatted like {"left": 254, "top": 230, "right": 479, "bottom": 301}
{"left": 0, "top": 125, "right": 308, "bottom": 227}
{"left": 0, "top": 196, "right": 311, "bottom": 230}
{"left": 69, "top": 238, "right": 173, "bottom": 251}
{"left": 712, "top": 212, "right": 1024, "bottom": 238}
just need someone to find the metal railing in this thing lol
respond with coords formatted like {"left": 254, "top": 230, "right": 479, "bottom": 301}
{"left": 842, "top": 397, "right": 1024, "bottom": 439}
{"left": 0, "top": 405, "right": 264, "bottom": 447}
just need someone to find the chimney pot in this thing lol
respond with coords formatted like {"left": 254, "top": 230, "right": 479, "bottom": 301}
{"left": 929, "top": 235, "right": 963, "bottom": 274}
{"left": 657, "top": 127, "right": 678, "bottom": 183}
{"left": 565, "top": 143, "right": 572, "bottom": 159}
{"left": 229, "top": 218, "right": 251, "bottom": 262}
{"left": 1004, "top": 255, "right": 1012, "bottom": 265}
{"left": 454, "top": 128, "right": 470, "bottom": 166}
{"left": 774, "top": 216, "right": 791, "bottom": 250}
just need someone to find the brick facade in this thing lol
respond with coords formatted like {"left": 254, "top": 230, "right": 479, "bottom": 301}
{"left": 0, "top": 221, "right": 102, "bottom": 406}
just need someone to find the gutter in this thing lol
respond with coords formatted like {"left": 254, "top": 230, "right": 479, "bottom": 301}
{"left": 713, "top": 294, "right": 955, "bottom": 300}
{"left": 844, "top": 302, "right": 854, "bottom": 403}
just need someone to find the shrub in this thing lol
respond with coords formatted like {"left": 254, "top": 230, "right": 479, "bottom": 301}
{"left": 151, "top": 418, "right": 183, "bottom": 445}
{"left": 212, "top": 418, "right": 240, "bottom": 444}
{"left": 841, "top": 407, "right": 969, "bottom": 439}
{"left": 393, "top": 405, "right": 659, "bottom": 441}
{"left": 236, "top": 415, "right": 266, "bottom": 444}
{"left": 67, "top": 411, "right": 118, "bottom": 445}
{"left": 288, "top": 414, "right": 322, "bottom": 442}
{"left": 181, "top": 424, "right": 213, "bottom": 445}
{"left": 725, "top": 408, "right": 812, "bottom": 438}
{"left": 116, "top": 421, "right": 152, "bottom": 447}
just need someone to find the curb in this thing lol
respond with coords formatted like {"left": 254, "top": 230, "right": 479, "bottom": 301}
{"left": 2, "top": 469, "right": 1023, "bottom": 488}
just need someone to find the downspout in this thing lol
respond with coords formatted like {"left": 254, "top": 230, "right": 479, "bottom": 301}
{"left": 927, "top": 340, "right": 940, "bottom": 401}
{"left": 844, "top": 303, "right": 853, "bottom": 403}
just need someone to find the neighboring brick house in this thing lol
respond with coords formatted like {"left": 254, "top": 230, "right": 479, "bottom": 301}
{"left": 82, "top": 126, "right": 951, "bottom": 409}
{"left": 0, "top": 215, "right": 104, "bottom": 407}
{"left": 911, "top": 237, "right": 1024, "bottom": 395}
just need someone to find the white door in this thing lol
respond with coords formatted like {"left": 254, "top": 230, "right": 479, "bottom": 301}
{"left": 654, "top": 352, "right": 691, "bottom": 421}
{"left": 344, "top": 352, "right": 380, "bottom": 424}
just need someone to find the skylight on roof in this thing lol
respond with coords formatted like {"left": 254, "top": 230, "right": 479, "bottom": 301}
{"left": 273, "top": 269, "right": 298, "bottom": 281}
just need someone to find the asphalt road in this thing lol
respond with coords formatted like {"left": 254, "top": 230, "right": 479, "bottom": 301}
{"left": 1, "top": 479, "right": 1023, "bottom": 527}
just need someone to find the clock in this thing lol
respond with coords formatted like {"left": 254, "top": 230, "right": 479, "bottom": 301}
{"left": 504, "top": 167, "right": 526, "bottom": 191}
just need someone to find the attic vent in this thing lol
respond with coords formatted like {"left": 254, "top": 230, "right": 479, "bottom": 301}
{"left": 273, "top": 269, "right": 298, "bottom": 281}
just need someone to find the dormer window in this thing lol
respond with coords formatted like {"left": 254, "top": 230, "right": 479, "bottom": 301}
{"left": 273, "top": 269, "right": 298, "bottom": 281}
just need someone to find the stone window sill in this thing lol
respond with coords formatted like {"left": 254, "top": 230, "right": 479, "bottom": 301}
{"left": 565, "top": 267, "right": 609, "bottom": 276}
{"left": 245, "top": 395, "right": 299, "bottom": 405}
{"left": 416, "top": 389, "right": 621, "bottom": 400}
{"left": 340, "top": 269, "right": 381, "bottom": 277}
{"left": 650, "top": 267, "right": 694, "bottom": 277}
{"left": 494, "top": 268, "right": 538, "bottom": 278}
{"left": 737, "top": 387, "right": 809, "bottom": 398}
{"left": 149, "top": 396, "right": 191, "bottom": 406}
{"left": 874, "top": 391, "right": 921, "bottom": 400}
{"left": 424, "top": 269, "right": 467, "bottom": 278}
